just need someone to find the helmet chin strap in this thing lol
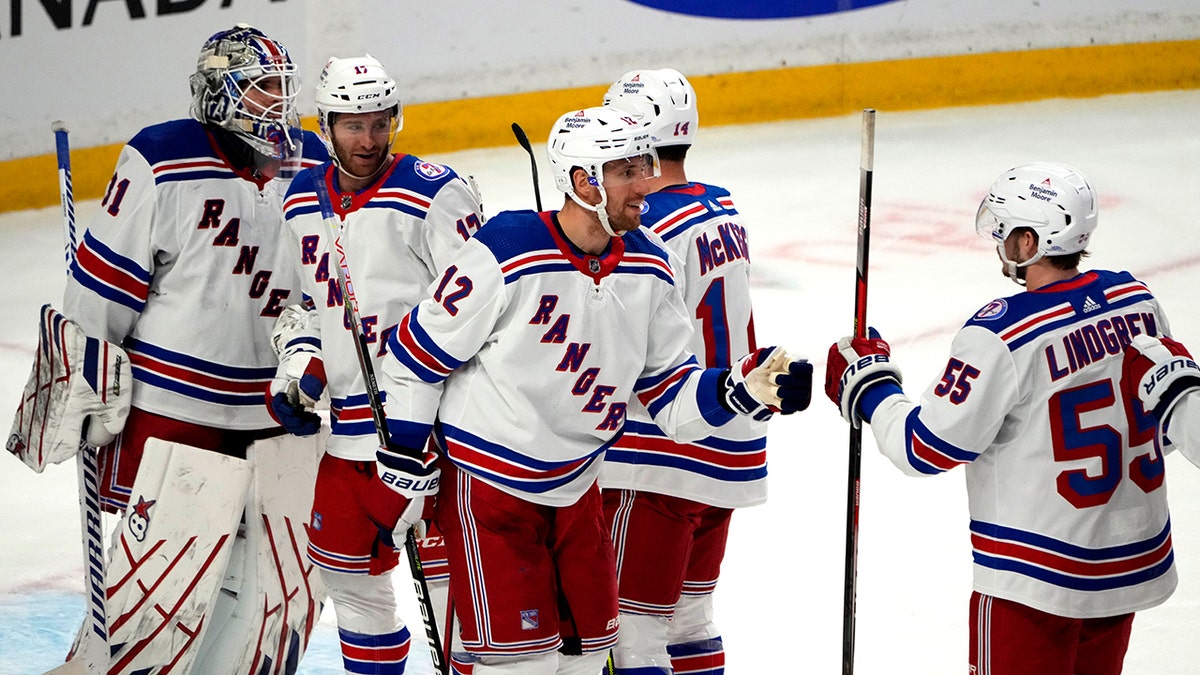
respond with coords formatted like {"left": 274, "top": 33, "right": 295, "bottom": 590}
{"left": 569, "top": 178, "right": 620, "bottom": 237}
{"left": 997, "top": 243, "right": 1044, "bottom": 287}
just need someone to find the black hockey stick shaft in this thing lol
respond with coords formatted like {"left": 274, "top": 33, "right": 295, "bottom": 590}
{"left": 312, "top": 174, "right": 449, "bottom": 675}
{"left": 54, "top": 121, "right": 110, "bottom": 675}
{"left": 843, "top": 108, "right": 875, "bottom": 675}
{"left": 511, "top": 122, "right": 543, "bottom": 211}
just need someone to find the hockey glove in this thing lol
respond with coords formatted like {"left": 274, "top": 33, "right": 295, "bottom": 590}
{"left": 7, "top": 305, "right": 132, "bottom": 472}
{"left": 723, "top": 347, "right": 813, "bottom": 421}
{"left": 1121, "top": 334, "right": 1200, "bottom": 424}
{"left": 266, "top": 306, "right": 326, "bottom": 437}
{"left": 825, "top": 328, "right": 903, "bottom": 428}
{"left": 377, "top": 441, "right": 441, "bottom": 500}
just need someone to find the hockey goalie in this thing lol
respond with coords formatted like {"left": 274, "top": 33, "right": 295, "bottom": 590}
{"left": 8, "top": 304, "right": 326, "bottom": 675}
{"left": 5, "top": 22, "right": 332, "bottom": 673}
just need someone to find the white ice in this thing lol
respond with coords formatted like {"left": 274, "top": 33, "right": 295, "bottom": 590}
{"left": 3, "top": 90, "right": 1200, "bottom": 674}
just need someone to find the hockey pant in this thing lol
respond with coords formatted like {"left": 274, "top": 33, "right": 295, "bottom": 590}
{"left": 83, "top": 434, "right": 323, "bottom": 674}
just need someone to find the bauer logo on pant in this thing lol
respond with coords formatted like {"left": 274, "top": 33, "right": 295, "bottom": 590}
{"left": 127, "top": 495, "right": 156, "bottom": 542}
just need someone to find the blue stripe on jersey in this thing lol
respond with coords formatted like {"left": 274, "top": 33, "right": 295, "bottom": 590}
{"left": 389, "top": 306, "right": 464, "bottom": 383}
{"left": 503, "top": 260, "right": 582, "bottom": 284}
{"left": 904, "top": 408, "right": 980, "bottom": 475}
{"left": 363, "top": 195, "right": 428, "bottom": 221}
{"left": 77, "top": 231, "right": 151, "bottom": 284}
{"left": 606, "top": 421, "right": 767, "bottom": 482}
{"left": 124, "top": 338, "right": 276, "bottom": 380}
{"left": 442, "top": 424, "right": 611, "bottom": 494}
{"left": 132, "top": 369, "right": 264, "bottom": 406}
{"left": 965, "top": 270, "right": 1158, "bottom": 352}
{"left": 970, "top": 519, "right": 1174, "bottom": 592}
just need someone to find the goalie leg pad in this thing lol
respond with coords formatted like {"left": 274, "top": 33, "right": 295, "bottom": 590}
{"left": 103, "top": 438, "right": 251, "bottom": 675}
{"left": 190, "top": 432, "right": 326, "bottom": 674}
{"left": 7, "top": 304, "right": 131, "bottom": 472}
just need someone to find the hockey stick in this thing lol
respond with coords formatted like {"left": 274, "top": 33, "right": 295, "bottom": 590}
{"left": 510, "top": 122, "right": 542, "bottom": 211}
{"left": 310, "top": 172, "right": 449, "bottom": 675}
{"left": 842, "top": 109, "right": 875, "bottom": 675}
{"left": 51, "top": 121, "right": 110, "bottom": 675}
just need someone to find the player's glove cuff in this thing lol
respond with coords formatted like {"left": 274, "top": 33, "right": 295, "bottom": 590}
{"left": 824, "top": 328, "right": 903, "bottom": 428}
{"left": 1123, "top": 334, "right": 1200, "bottom": 424}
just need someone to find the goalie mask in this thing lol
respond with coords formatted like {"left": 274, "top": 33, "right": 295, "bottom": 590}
{"left": 603, "top": 68, "right": 698, "bottom": 149}
{"left": 189, "top": 23, "right": 302, "bottom": 162}
{"left": 975, "top": 162, "right": 1098, "bottom": 284}
{"left": 315, "top": 55, "right": 401, "bottom": 180}
{"left": 546, "top": 106, "right": 659, "bottom": 236}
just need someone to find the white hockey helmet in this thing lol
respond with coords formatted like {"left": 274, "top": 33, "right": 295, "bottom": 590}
{"left": 546, "top": 106, "right": 659, "bottom": 236}
{"left": 315, "top": 55, "right": 401, "bottom": 175}
{"left": 189, "top": 24, "right": 302, "bottom": 161}
{"left": 603, "top": 68, "right": 698, "bottom": 149}
{"left": 976, "top": 162, "right": 1098, "bottom": 281}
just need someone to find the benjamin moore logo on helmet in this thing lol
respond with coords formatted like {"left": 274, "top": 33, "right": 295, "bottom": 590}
{"left": 626, "top": 0, "right": 900, "bottom": 19}
{"left": 1029, "top": 179, "right": 1058, "bottom": 202}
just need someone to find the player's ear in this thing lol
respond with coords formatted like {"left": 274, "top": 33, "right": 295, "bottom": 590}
{"left": 570, "top": 166, "right": 594, "bottom": 195}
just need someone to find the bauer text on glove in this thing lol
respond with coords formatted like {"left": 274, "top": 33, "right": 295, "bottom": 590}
{"left": 376, "top": 441, "right": 441, "bottom": 499}
{"left": 1120, "top": 334, "right": 1200, "bottom": 424}
{"left": 824, "top": 328, "right": 903, "bottom": 427}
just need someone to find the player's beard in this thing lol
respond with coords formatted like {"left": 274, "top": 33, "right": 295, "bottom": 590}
{"left": 605, "top": 200, "right": 644, "bottom": 235}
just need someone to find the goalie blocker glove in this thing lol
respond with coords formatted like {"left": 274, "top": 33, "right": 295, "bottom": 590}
{"left": 721, "top": 346, "right": 813, "bottom": 421}
{"left": 7, "top": 304, "right": 132, "bottom": 472}
{"left": 825, "top": 328, "right": 903, "bottom": 427}
{"left": 1121, "top": 334, "right": 1200, "bottom": 424}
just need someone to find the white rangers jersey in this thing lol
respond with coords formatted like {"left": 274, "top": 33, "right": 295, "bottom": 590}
{"left": 64, "top": 119, "right": 327, "bottom": 430}
{"left": 868, "top": 270, "right": 1177, "bottom": 618}
{"left": 282, "top": 155, "right": 483, "bottom": 461}
{"left": 600, "top": 183, "right": 768, "bottom": 508}
{"left": 380, "top": 210, "right": 739, "bottom": 507}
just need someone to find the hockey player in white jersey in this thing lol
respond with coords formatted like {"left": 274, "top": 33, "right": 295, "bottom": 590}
{"left": 825, "top": 162, "right": 1182, "bottom": 674}
{"left": 25, "top": 24, "right": 331, "bottom": 674}
{"left": 373, "top": 105, "right": 811, "bottom": 675}
{"left": 271, "top": 55, "right": 483, "bottom": 674}
{"left": 597, "top": 68, "right": 765, "bottom": 675}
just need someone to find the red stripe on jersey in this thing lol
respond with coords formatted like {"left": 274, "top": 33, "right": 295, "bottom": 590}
{"left": 1000, "top": 305, "right": 1074, "bottom": 342}
{"left": 637, "top": 366, "right": 691, "bottom": 408}
{"left": 612, "top": 434, "right": 765, "bottom": 469}
{"left": 909, "top": 433, "right": 967, "bottom": 472}
{"left": 652, "top": 203, "right": 706, "bottom": 236}
{"left": 151, "top": 158, "right": 226, "bottom": 175}
{"left": 447, "top": 438, "right": 591, "bottom": 482}
{"left": 1105, "top": 283, "right": 1150, "bottom": 302}
{"left": 971, "top": 532, "right": 1173, "bottom": 577}
{"left": 75, "top": 241, "right": 149, "bottom": 304}
{"left": 128, "top": 352, "right": 268, "bottom": 395}
{"left": 396, "top": 313, "right": 452, "bottom": 377}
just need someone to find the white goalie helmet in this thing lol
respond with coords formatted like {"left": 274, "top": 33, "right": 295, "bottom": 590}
{"left": 603, "top": 68, "right": 698, "bottom": 148}
{"left": 975, "top": 162, "right": 1098, "bottom": 280}
{"left": 315, "top": 54, "right": 402, "bottom": 162}
{"left": 546, "top": 106, "right": 659, "bottom": 236}
{"left": 189, "top": 24, "right": 302, "bottom": 161}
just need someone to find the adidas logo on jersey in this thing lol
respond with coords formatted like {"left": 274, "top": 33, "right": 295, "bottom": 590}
{"left": 1082, "top": 296, "right": 1102, "bottom": 313}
